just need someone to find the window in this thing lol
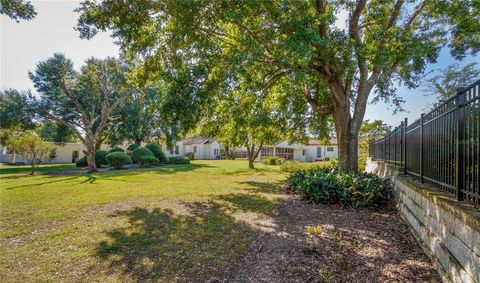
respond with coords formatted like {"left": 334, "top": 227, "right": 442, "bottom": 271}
{"left": 169, "top": 148, "right": 174, "bottom": 154}
{"left": 327, "top": 146, "right": 334, "bottom": 152}
{"left": 193, "top": 146, "right": 197, "bottom": 153}
{"left": 302, "top": 149, "right": 306, "bottom": 156}
{"left": 275, "top": 148, "right": 294, "bottom": 160}
{"left": 317, "top": 147, "right": 322, "bottom": 158}
{"left": 175, "top": 145, "right": 179, "bottom": 154}
{"left": 214, "top": 148, "right": 219, "bottom": 156}
{"left": 261, "top": 147, "right": 274, "bottom": 157}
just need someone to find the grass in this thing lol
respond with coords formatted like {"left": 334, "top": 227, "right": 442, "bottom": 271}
{"left": 0, "top": 163, "right": 77, "bottom": 175}
{"left": 0, "top": 160, "right": 286, "bottom": 282}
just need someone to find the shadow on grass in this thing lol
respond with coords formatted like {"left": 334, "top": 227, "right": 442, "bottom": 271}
{"left": 96, "top": 203, "right": 258, "bottom": 282}
{"left": 0, "top": 163, "right": 77, "bottom": 175}
{"left": 237, "top": 180, "right": 285, "bottom": 194}
{"left": 217, "top": 193, "right": 275, "bottom": 213}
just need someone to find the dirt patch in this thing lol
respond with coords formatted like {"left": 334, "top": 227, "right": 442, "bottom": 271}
{"left": 215, "top": 198, "right": 439, "bottom": 282}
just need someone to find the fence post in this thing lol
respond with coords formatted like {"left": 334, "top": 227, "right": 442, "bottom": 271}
{"left": 455, "top": 89, "right": 465, "bottom": 201}
{"left": 420, "top": 114, "right": 424, "bottom": 183}
{"left": 403, "top": 118, "right": 408, "bottom": 175}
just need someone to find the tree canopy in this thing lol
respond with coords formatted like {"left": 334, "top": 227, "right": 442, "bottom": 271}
{"left": 77, "top": 0, "right": 479, "bottom": 171}
{"left": 0, "top": 88, "right": 36, "bottom": 130}
{"left": 29, "top": 53, "right": 128, "bottom": 172}
{"left": 0, "top": 0, "right": 36, "bottom": 22}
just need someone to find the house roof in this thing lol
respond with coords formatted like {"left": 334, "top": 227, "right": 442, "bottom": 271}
{"left": 307, "top": 138, "right": 338, "bottom": 145}
{"left": 182, "top": 137, "right": 217, "bottom": 145}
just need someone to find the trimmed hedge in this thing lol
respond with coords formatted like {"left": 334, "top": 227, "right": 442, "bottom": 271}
{"left": 75, "top": 150, "right": 108, "bottom": 168}
{"left": 287, "top": 167, "right": 392, "bottom": 208}
{"left": 168, "top": 156, "right": 190, "bottom": 164}
{"left": 184, "top": 152, "right": 195, "bottom": 160}
{"left": 105, "top": 152, "right": 132, "bottom": 169}
{"left": 145, "top": 143, "right": 167, "bottom": 163}
{"left": 133, "top": 147, "right": 159, "bottom": 166}
{"left": 127, "top": 144, "right": 140, "bottom": 152}
{"left": 108, "top": 147, "right": 125, "bottom": 154}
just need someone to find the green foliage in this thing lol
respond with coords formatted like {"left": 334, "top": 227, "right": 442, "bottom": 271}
{"left": 280, "top": 161, "right": 322, "bottom": 173}
{"left": 105, "top": 152, "right": 132, "bottom": 169}
{"left": 7, "top": 131, "right": 53, "bottom": 174}
{"left": 287, "top": 168, "right": 391, "bottom": 208}
{"left": 75, "top": 157, "right": 87, "bottom": 168}
{"left": 359, "top": 120, "right": 391, "bottom": 172}
{"left": 0, "top": 89, "right": 36, "bottom": 130}
{"left": 75, "top": 150, "right": 109, "bottom": 168}
{"left": 133, "top": 147, "right": 159, "bottom": 166}
{"left": 38, "top": 122, "right": 78, "bottom": 145}
{"left": 261, "top": 156, "right": 284, "bottom": 166}
{"left": 108, "top": 147, "right": 125, "bottom": 154}
{"left": 184, "top": 152, "right": 194, "bottom": 160}
{"left": 76, "top": 0, "right": 480, "bottom": 172}
{"left": 145, "top": 142, "right": 167, "bottom": 163}
{"left": 168, "top": 156, "right": 190, "bottom": 164}
{"left": 0, "top": 0, "right": 37, "bottom": 22}
{"left": 95, "top": 150, "right": 108, "bottom": 166}
{"left": 425, "top": 62, "right": 480, "bottom": 105}
{"left": 127, "top": 144, "right": 140, "bottom": 152}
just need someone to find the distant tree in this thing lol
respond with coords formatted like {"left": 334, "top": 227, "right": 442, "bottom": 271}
{"left": 37, "top": 122, "right": 78, "bottom": 145}
{"left": 0, "top": 0, "right": 36, "bottom": 22}
{"left": 0, "top": 88, "right": 36, "bottom": 130}
{"left": 358, "top": 119, "right": 391, "bottom": 171}
{"left": 7, "top": 131, "right": 53, "bottom": 175}
{"left": 425, "top": 62, "right": 480, "bottom": 104}
{"left": 108, "top": 87, "right": 160, "bottom": 146}
{"left": 30, "top": 53, "right": 128, "bottom": 173}
{"left": 77, "top": 0, "right": 480, "bottom": 172}
{"left": 200, "top": 74, "right": 286, "bottom": 169}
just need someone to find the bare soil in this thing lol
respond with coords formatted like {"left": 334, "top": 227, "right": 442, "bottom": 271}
{"left": 215, "top": 197, "right": 439, "bottom": 283}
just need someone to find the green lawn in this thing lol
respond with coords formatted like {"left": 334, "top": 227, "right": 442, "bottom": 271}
{"left": 0, "top": 160, "right": 286, "bottom": 282}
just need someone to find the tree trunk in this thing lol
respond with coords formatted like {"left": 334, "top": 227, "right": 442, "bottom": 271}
{"left": 95, "top": 141, "right": 102, "bottom": 151}
{"left": 246, "top": 145, "right": 255, "bottom": 169}
{"left": 134, "top": 138, "right": 142, "bottom": 146}
{"left": 333, "top": 103, "right": 359, "bottom": 173}
{"left": 84, "top": 148, "right": 97, "bottom": 173}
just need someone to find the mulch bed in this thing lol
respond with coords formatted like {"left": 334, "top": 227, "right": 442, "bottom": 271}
{"left": 215, "top": 198, "right": 439, "bottom": 282}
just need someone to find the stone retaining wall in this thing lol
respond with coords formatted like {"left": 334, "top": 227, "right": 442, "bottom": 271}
{"left": 366, "top": 158, "right": 480, "bottom": 283}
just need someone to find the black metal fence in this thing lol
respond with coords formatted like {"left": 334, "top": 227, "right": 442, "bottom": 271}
{"left": 369, "top": 79, "right": 480, "bottom": 206}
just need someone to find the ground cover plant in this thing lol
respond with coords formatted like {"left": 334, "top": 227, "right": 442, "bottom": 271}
{"left": 287, "top": 167, "right": 392, "bottom": 208}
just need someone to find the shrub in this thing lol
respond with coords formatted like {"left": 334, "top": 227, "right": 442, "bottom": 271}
{"left": 133, "top": 147, "right": 159, "bottom": 166}
{"left": 105, "top": 152, "right": 132, "bottom": 169}
{"left": 145, "top": 143, "right": 167, "bottom": 163}
{"left": 75, "top": 150, "right": 108, "bottom": 168}
{"left": 95, "top": 150, "right": 108, "bottom": 166}
{"left": 168, "top": 156, "right": 190, "bottom": 164}
{"left": 184, "top": 152, "right": 195, "bottom": 160}
{"left": 287, "top": 167, "right": 391, "bottom": 208}
{"left": 127, "top": 144, "right": 139, "bottom": 152}
{"left": 261, "top": 156, "right": 285, "bottom": 165}
{"left": 108, "top": 147, "right": 125, "bottom": 154}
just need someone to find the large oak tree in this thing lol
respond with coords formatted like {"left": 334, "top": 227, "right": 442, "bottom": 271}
{"left": 77, "top": 0, "right": 479, "bottom": 172}
{"left": 30, "top": 54, "right": 128, "bottom": 172}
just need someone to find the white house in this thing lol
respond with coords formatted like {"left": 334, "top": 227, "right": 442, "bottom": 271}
{"left": 164, "top": 137, "right": 223, "bottom": 160}
{"left": 246, "top": 138, "right": 339, "bottom": 162}
{"left": 0, "top": 142, "right": 88, "bottom": 164}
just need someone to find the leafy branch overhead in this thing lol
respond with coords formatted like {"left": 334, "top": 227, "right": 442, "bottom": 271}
{"left": 76, "top": 0, "right": 479, "bottom": 172}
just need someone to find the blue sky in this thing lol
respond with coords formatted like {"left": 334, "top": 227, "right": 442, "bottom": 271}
{"left": 1, "top": 1, "right": 478, "bottom": 128}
